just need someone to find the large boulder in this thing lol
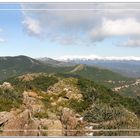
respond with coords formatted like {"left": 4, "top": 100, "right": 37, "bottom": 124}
{"left": 40, "top": 119, "right": 63, "bottom": 136}
{"left": 61, "top": 108, "right": 81, "bottom": 136}
{"left": 22, "top": 91, "right": 45, "bottom": 114}
{"left": 0, "top": 112, "right": 14, "bottom": 126}
{"left": 2, "top": 109, "right": 30, "bottom": 136}
{"left": 2, "top": 109, "right": 41, "bottom": 136}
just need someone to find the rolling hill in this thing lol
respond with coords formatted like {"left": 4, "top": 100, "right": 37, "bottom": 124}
{"left": 0, "top": 55, "right": 131, "bottom": 84}
{"left": 59, "top": 57, "right": 140, "bottom": 78}
{"left": 69, "top": 64, "right": 130, "bottom": 82}
{"left": 0, "top": 55, "right": 73, "bottom": 81}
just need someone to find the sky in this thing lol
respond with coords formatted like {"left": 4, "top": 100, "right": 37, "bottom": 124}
{"left": 1, "top": 3, "right": 140, "bottom": 59}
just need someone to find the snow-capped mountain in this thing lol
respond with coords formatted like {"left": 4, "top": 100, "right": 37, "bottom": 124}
{"left": 56, "top": 55, "right": 140, "bottom": 78}
{"left": 57, "top": 55, "right": 140, "bottom": 61}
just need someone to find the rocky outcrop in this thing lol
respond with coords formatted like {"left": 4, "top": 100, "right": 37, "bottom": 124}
{"left": 61, "top": 108, "right": 85, "bottom": 136}
{"left": 0, "top": 82, "right": 13, "bottom": 90}
{"left": 0, "top": 90, "right": 64, "bottom": 136}
{"left": 2, "top": 109, "right": 31, "bottom": 136}
{"left": 0, "top": 73, "right": 140, "bottom": 137}
{"left": 0, "top": 80, "right": 87, "bottom": 137}
{"left": 1, "top": 109, "right": 41, "bottom": 136}
{"left": 47, "top": 79, "right": 83, "bottom": 101}
{"left": 0, "top": 106, "right": 85, "bottom": 136}
{"left": 18, "top": 73, "right": 43, "bottom": 81}
{"left": 0, "top": 108, "right": 63, "bottom": 136}
{"left": 0, "top": 112, "right": 13, "bottom": 126}
{"left": 23, "top": 91, "right": 45, "bottom": 115}
{"left": 40, "top": 119, "right": 63, "bottom": 136}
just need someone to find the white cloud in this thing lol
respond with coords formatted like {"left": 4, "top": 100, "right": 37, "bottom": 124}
{"left": 21, "top": 3, "right": 140, "bottom": 46}
{"left": 21, "top": 3, "right": 102, "bottom": 45}
{"left": 118, "top": 38, "right": 140, "bottom": 47}
{"left": 22, "top": 17, "right": 42, "bottom": 37}
{"left": 89, "top": 18, "right": 140, "bottom": 42}
{"left": 0, "top": 28, "right": 6, "bottom": 43}
{"left": 0, "top": 38, "right": 5, "bottom": 43}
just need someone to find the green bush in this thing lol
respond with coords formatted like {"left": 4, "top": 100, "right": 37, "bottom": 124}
{"left": 34, "top": 111, "right": 48, "bottom": 119}
{"left": 77, "top": 78, "right": 140, "bottom": 117}
{"left": 7, "top": 75, "right": 58, "bottom": 92}
{"left": 69, "top": 99, "right": 89, "bottom": 113}
{"left": 0, "top": 88, "right": 22, "bottom": 111}
{"left": 83, "top": 102, "right": 124, "bottom": 123}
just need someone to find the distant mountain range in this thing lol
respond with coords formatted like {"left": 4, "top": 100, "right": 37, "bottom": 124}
{"left": 57, "top": 55, "right": 140, "bottom": 61}
{"left": 38, "top": 57, "right": 74, "bottom": 67}
{"left": 0, "top": 55, "right": 129, "bottom": 83}
{"left": 57, "top": 56, "right": 140, "bottom": 78}
{"left": 1, "top": 55, "right": 140, "bottom": 83}
{"left": 0, "top": 55, "right": 65, "bottom": 81}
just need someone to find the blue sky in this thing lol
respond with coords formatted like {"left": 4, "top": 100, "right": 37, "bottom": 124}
{"left": 1, "top": 3, "right": 140, "bottom": 59}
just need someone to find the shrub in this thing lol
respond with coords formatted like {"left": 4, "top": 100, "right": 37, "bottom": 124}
{"left": 77, "top": 78, "right": 140, "bottom": 117}
{"left": 0, "top": 88, "right": 22, "bottom": 111}
{"left": 83, "top": 102, "right": 124, "bottom": 123}
{"left": 6, "top": 75, "right": 58, "bottom": 92}
{"left": 34, "top": 111, "right": 48, "bottom": 119}
{"left": 69, "top": 99, "right": 89, "bottom": 113}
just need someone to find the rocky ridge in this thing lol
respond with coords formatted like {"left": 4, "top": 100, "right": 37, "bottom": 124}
{"left": 0, "top": 73, "right": 140, "bottom": 136}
